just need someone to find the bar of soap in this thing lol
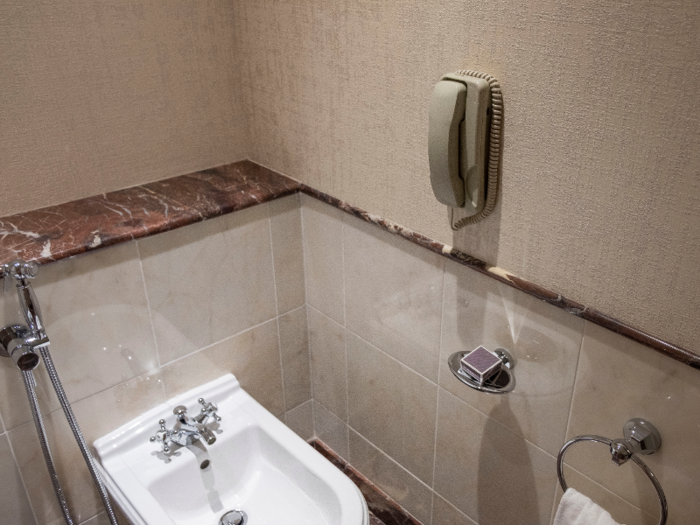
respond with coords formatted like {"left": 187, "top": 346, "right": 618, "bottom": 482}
{"left": 460, "top": 346, "right": 502, "bottom": 384}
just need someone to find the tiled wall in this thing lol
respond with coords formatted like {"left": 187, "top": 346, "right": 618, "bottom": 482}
{"left": 0, "top": 193, "right": 698, "bottom": 525}
{"left": 300, "top": 194, "right": 700, "bottom": 525}
{"left": 0, "top": 195, "right": 310, "bottom": 525}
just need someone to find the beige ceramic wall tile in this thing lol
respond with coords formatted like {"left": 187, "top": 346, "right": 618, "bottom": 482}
{"left": 0, "top": 433, "right": 37, "bottom": 524}
{"left": 0, "top": 356, "right": 60, "bottom": 432}
{"left": 270, "top": 194, "right": 306, "bottom": 314}
{"left": 139, "top": 205, "right": 277, "bottom": 364}
{"left": 0, "top": 241, "right": 158, "bottom": 431}
{"left": 78, "top": 504, "right": 133, "bottom": 525}
{"left": 346, "top": 332, "right": 437, "bottom": 485}
{"left": 349, "top": 429, "right": 433, "bottom": 525}
{"left": 10, "top": 410, "right": 102, "bottom": 525}
{"left": 434, "top": 389, "right": 557, "bottom": 525}
{"left": 565, "top": 322, "right": 700, "bottom": 524}
{"left": 313, "top": 400, "right": 349, "bottom": 460}
{"left": 278, "top": 306, "right": 311, "bottom": 411}
{"left": 79, "top": 512, "right": 107, "bottom": 524}
{"left": 71, "top": 372, "right": 165, "bottom": 445}
{"left": 344, "top": 216, "right": 444, "bottom": 382}
{"left": 301, "top": 194, "right": 345, "bottom": 324}
{"left": 439, "top": 260, "right": 584, "bottom": 456}
{"left": 79, "top": 512, "right": 107, "bottom": 525}
{"left": 308, "top": 307, "right": 347, "bottom": 421}
{"left": 432, "top": 494, "right": 478, "bottom": 525}
{"left": 161, "top": 319, "right": 285, "bottom": 417}
{"left": 284, "top": 399, "right": 314, "bottom": 441}
{"left": 551, "top": 465, "right": 656, "bottom": 525}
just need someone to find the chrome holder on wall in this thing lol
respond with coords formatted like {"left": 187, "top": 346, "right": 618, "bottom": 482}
{"left": 447, "top": 348, "right": 515, "bottom": 394}
{"left": 557, "top": 418, "right": 668, "bottom": 525}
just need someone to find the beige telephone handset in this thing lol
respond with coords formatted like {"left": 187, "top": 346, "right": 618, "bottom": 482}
{"left": 429, "top": 73, "right": 491, "bottom": 216}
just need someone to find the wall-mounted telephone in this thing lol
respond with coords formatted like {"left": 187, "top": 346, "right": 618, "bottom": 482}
{"left": 429, "top": 72, "right": 492, "bottom": 220}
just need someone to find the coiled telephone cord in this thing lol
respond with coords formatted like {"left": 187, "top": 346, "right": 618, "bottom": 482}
{"left": 450, "top": 70, "right": 503, "bottom": 230}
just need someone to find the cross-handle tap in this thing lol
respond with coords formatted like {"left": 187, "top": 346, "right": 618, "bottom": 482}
{"left": 194, "top": 397, "right": 221, "bottom": 425}
{"left": 149, "top": 399, "right": 221, "bottom": 454}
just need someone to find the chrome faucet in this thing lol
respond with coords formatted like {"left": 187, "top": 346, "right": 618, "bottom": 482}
{"left": 150, "top": 398, "right": 221, "bottom": 453}
{"left": 0, "top": 260, "right": 48, "bottom": 371}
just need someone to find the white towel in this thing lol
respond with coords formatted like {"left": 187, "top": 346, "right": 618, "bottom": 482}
{"left": 554, "top": 488, "right": 623, "bottom": 525}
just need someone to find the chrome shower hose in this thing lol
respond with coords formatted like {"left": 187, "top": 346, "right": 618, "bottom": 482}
{"left": 22, "top": 370, "right": 74, "bottom": 524}
{"left": 39, "top": 347, "right": 119, "bottom": 525}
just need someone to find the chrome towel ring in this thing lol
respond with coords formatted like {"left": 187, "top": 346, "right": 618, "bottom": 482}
{"left": 557, "top": 419, "right": 667, "bottom": 525}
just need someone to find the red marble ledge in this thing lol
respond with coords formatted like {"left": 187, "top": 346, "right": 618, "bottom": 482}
{"left": 299, "top": 184, "right": 700, "bottom": 371}
{"left": 1, "top": 159, "right": 698, "bottom": 372}
{"left": 310, "top": 439, "right": 424, "bottom": 525}
{"left": 0, "top": 161, "right": 299, "bottom": 266}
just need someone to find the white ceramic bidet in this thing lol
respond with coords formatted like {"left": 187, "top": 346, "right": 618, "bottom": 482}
{"left": 94, "top": 374, "right": 369, "bottom": 525}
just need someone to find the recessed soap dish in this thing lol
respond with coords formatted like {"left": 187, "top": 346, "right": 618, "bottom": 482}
{"left": 448, "top": 347, "right": 515, "bottom": 394}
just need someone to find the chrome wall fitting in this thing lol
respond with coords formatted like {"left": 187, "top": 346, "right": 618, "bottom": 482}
{"left": 557, "top": 418, "right": 667, "bottom": 525}
{"left": 448, "top": 347, "right": 515, "bottom": 394}
{"left": 1, "top": 261, "right": 49, "bottom": 371}
{"left": 1, "top": 260, "right": 49, "bottom": 348}
{"left": 1, "top": 259, "right": 119, "bottom": 525}
{"left": 0, "top": 325, "right": 41, "bottom": 371}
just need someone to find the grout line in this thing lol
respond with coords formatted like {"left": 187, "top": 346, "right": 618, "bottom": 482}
{"left": 3, "top": 365, "right": 168, "bottom": 437}
{"left": 4, "top": 431, "right": 41, "bottom": 525}
{"left": 159, "top": 315, "right": 280, "bottom": 368}
{"left": 550, "top": 319, "right": 589, "bottom": 522}
{"left": 299, "top": 201, "right": 317, "bottom": 439}
{"left": 267, "top": 208, "right": 288, "bottom": 413}
{"left": 0, "top": 403, "right": 7, "bottom": 435}
{"left": 428, "top": 491, "right": 435, "bottom": 525}
{"left": 431, "top": 491, "right": 477, "bottom": 525}
{"left": 429, "top": 265, "right": 448, "bottom": 525}
{"left": 79, "top": 512, "right": 105, "bottom": 525}
{"left": 266, "top": 206, "right": 281, "bottom": 318}
{"left": 341, "top": 216, "right": 350, "bottom": 428}
{"left": 440, "top": 386, "right": 556, "bottom": 460}
{"left": 275, "top": 315, "right": 287, "bottom": 413}
{"left": 341, "top": 211, "right": 347, "bottom": 328}
{"left": 563, "top": 320, "right": 588, "bottom": 442}
{"left": 348, "top": 424, "right": 434, "bottom": 493}
{"left": 134, "top": 240, "right": 162, "bottom": 372}
{"left": 309, "top": 303, "right": 439, "bottom": 388}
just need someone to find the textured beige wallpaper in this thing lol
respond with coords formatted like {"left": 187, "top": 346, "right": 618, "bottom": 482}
{"left": 237, "top": 0, "right": 700, "bottom": 354}
{"left": 1, "top": 0, "right": 248, "bottom": 216}
{"left": 3, "top": 1, "right": 699, "bottom": 354}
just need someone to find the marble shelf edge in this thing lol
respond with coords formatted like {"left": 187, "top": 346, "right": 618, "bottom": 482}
{"left": 0, "top": 160, "right": 300, "bottom": 265}
{"left": 0, "top": 160, "right": 697, "bottom": 371}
